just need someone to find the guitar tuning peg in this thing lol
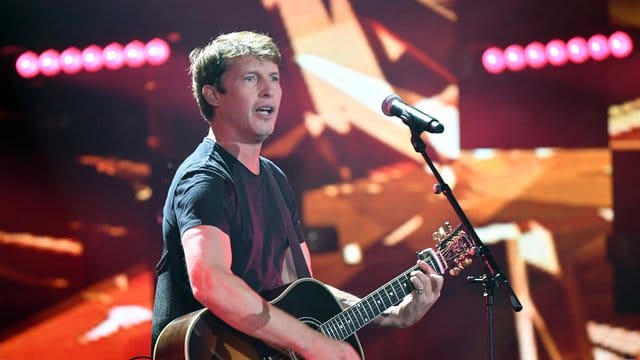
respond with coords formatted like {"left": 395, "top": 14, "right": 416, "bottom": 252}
{"left": 449, "top": 265, "right": 464, "bottom": 276}
{"left": 438, "top": 227, "right": 448, "bottom": 237}
{"left": 432, "top": 231, "right": 442, "bottom": 242}
{"left": 444, "top": 221, "right": 453, "bottom": 233}
{"left": 463, "top": 258, "right": 473, "bottom": 267}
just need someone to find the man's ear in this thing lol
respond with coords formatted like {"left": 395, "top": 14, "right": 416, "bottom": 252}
{"left": 202, "top": 85, "right": 220, "bottom": 106}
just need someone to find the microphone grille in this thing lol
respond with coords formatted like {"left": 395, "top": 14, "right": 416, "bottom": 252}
{"left": 381, "top": 94, "right": 400, "bottom": 116}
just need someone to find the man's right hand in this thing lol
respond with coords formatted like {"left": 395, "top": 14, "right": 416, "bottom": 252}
{"left": 297, "top": 333, "right": 360, "bottom": 360}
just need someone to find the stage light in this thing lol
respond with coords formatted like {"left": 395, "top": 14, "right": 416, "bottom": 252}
{"left": 482, "top": 47, "right": 506, "bottom": 74}
{"left": 524, "top": 42, "right": 547, "bottom": 69}
{"left": 482, "top": 31, "right": 632, "bottom": 75}
{"left": 567, "top": 37, "right": 589, "bottom": 64}
{"left": 144, "top": 38, "right": 171, "bottom": 66}
{"left": 15, "top": 37, "right": 172, "bottom": 79}
{"left": 608, "top": 31, "right": 633, "bottom": 58}
{"left": 587, "top": 34, "right": 610, "bottom": 61}
{"left": 15, "top": 51, "right": 40, "bottom": 78}
{"left": 124, "top": 40, "right": 145, "bottom": 68}
{"left": 60, "top": 47, "right": 83, "bottom": 74}
{"left": 545, "top": 39, "right": 568, "bottom": 66}
{"left": 103, "top": 42, "right": 125, "bottom": 70}
{"left": 504, "top": 45, "right": 526, "bottom": 71}
{"left": 39, "top": 49, "right": 61, "bottom": 77}
{"left": 82, "top": 45, "right": 104, "bottom": 72}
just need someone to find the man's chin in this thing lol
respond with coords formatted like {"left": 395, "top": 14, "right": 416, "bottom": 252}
{"left": 255, "top": 132, "right": 272, "bottom": 144}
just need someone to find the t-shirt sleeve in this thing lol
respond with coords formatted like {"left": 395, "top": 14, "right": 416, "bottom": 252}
{"left": 173, "top": 170, "right": 235, "bottom": 237}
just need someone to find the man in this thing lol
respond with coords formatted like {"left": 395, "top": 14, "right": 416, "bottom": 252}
{"left": 151, "top": 31, "right": 444, "bottom": 360}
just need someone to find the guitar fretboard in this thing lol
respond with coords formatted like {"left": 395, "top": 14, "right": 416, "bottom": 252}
{"left": 319, "top": 250, "right": 443, "bottom": 341}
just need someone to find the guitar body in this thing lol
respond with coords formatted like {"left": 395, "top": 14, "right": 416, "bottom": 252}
{"left": 153, "top": 278, "right": 364, "bottom": 360}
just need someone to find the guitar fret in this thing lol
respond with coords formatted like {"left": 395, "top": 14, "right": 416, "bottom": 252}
{"left": 335, "top": 314, "right": 346, "bottom": 339}
{"left": 364, "top": 297, "right": 376, "bottom": 319}
{"left": 322, "top": 316, "right": 336, "bottom": 340}
{"left": 345, "top": 309, "right": 357, "bottom": 336}
{"left": 338, "top": 313, "right": 350, "bottom": 339}
{"left": 325, "top": 322, "right": 338, "bottom": 340}
{"left": 337, "top": 318, "right": 346, "bottom": 339}
{"left": 354, "top": 304, "right": 366, "bottom": 327}
{"left": 372, "top": 292, "right": 382, "bottom": 313}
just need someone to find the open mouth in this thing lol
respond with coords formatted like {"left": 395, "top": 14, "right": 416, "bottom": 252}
{"left": 256, "top": 106, "right": 274, "bottom": 115}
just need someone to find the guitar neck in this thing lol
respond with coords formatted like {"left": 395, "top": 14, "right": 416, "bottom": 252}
{"left": 320, "top": 249, "right": 445, "bottom": 341}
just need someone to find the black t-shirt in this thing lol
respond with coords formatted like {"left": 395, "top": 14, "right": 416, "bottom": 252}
{"left": 151, "top": 137, "right": 305, "bottom": 348}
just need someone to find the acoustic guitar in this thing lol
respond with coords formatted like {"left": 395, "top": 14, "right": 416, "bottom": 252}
{"left": 154, "top": 222, "right": 475, "bottom": 360}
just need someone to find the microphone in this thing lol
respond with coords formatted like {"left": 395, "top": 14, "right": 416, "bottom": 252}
{"left": 381, "top": 94, "right": 444, "bottom": 134}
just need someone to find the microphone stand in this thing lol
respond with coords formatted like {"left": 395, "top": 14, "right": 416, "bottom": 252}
{"left": 404, "top": 120, "right": 523, "bottom": 360}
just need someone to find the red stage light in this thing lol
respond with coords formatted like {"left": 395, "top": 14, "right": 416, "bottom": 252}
{"left": 82, "top": 45, "right": 104, "bottom": 72}
{"left": 39, "top": 49, "right": 61, "bottom": 77}
{"left": 524, "top": 42, "right": 547, "bottom": 69}
{"left": 566, "top": 37, "right": 589, "bottom": 64}
{"left": 482, "top": 47, "right": 506, "bottom": 74}
{"left": 587, "top": 34, "right": 610, "bottom": 61}
{"left": 15, "top": 51, "right": 40, "bottom": 78}
{"left": 608, "top": 31, "right": 633, "bottom": 58}
{"left": 545, "top": 39, "right": 568, "bottom": 66}
{"left": 103, "top": 42, "right": 125, "bottom": 70}
{"left": 504, "top": 45, "right": 526, "bottom": 71}
{"left": 124, "top": 40, "right": 146, "bottom": 68}
{"left": 15, "top": 37, "right": 171, "bottom": 79}
{"left": 481, "top": 31, "right": 632, "bottom": 75}
{"left": 60, "top": 47, "right": 83, "bottom": 74}
{"left": 144, "top": 38, "right": 171, "bottom": 66}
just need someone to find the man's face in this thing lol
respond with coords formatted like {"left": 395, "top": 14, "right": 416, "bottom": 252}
{"left": 214, "top": 56, "right": 282, "bottom": 144}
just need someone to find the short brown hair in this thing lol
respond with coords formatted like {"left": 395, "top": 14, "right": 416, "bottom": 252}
{"left": 188, "top": 31, "right": 282, "bottom": 123}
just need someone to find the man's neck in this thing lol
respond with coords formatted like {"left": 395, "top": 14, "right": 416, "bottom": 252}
{"left": 207, "top": 128, "right": 262, "bottom": 174}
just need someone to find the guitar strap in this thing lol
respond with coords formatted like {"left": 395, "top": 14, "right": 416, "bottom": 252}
{"left": 266, "top": 165, "right": 311, "bottom": 279}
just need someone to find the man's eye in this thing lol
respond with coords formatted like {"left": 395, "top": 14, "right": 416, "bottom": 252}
{"left": 244, "top": 75, "right": 257, "bottom": 82}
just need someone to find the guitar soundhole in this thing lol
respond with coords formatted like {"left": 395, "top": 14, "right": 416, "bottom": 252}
{"left": 299, "top": 317, "right": 322, "bottom": 331}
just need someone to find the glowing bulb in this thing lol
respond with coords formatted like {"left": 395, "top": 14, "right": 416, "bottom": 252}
{"left": 588, "top": 34, "right": 610, "bottom": 61}
{"left": 545, "top": 39, "right": 568, "bottom": 66}
{"left": 608, "top": 31, "right": 633, "bottom": 58}
{"left": 82, "top": 45, "right": 104, "bottom": 72}
{"left": 524, "top": 42, "right": 547, "bottom": 69}
{"left": 124, "top": 40, "right": 146, "bottom": 68}
{"left": 103, "top": 42, "right": 125, "bottom": 70}
{"left": 482, "top": 47, "right": 506, "bottom": 74}
{"left": 504, "top": 45, "right": 526, "bottom": 71}
{"left": 39, "top": 49, "right": 61, "bottom": 76}
{"left": 60, "top": 47, "right": 83, "bottom": 74}
{"left": 567, "top": 37, "right": 589, "bottom": 64}
{"left": 144, "top": 38, "right": 171, "bottom": 66}
{"left": 16, "top": 51, "right": 40, "bottom": 78}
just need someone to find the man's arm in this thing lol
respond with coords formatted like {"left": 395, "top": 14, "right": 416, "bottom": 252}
{"left": 182, "top": 225, "right": 359, "bottom": 360}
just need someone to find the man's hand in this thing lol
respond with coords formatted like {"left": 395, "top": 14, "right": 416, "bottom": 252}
{"left": 297, "top": 332, "right": 360, "bottom": 360}
{"left": 375, "top": 260, "right": 444, "bottom": 328}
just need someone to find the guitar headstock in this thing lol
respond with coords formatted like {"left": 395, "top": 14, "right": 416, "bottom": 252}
{"left": 418, "top": 222, "right": 476, "bottom": 276}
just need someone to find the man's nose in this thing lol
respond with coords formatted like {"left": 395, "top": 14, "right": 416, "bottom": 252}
{"left": 259, "top": 80, "right": 279, "bottom": 97}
